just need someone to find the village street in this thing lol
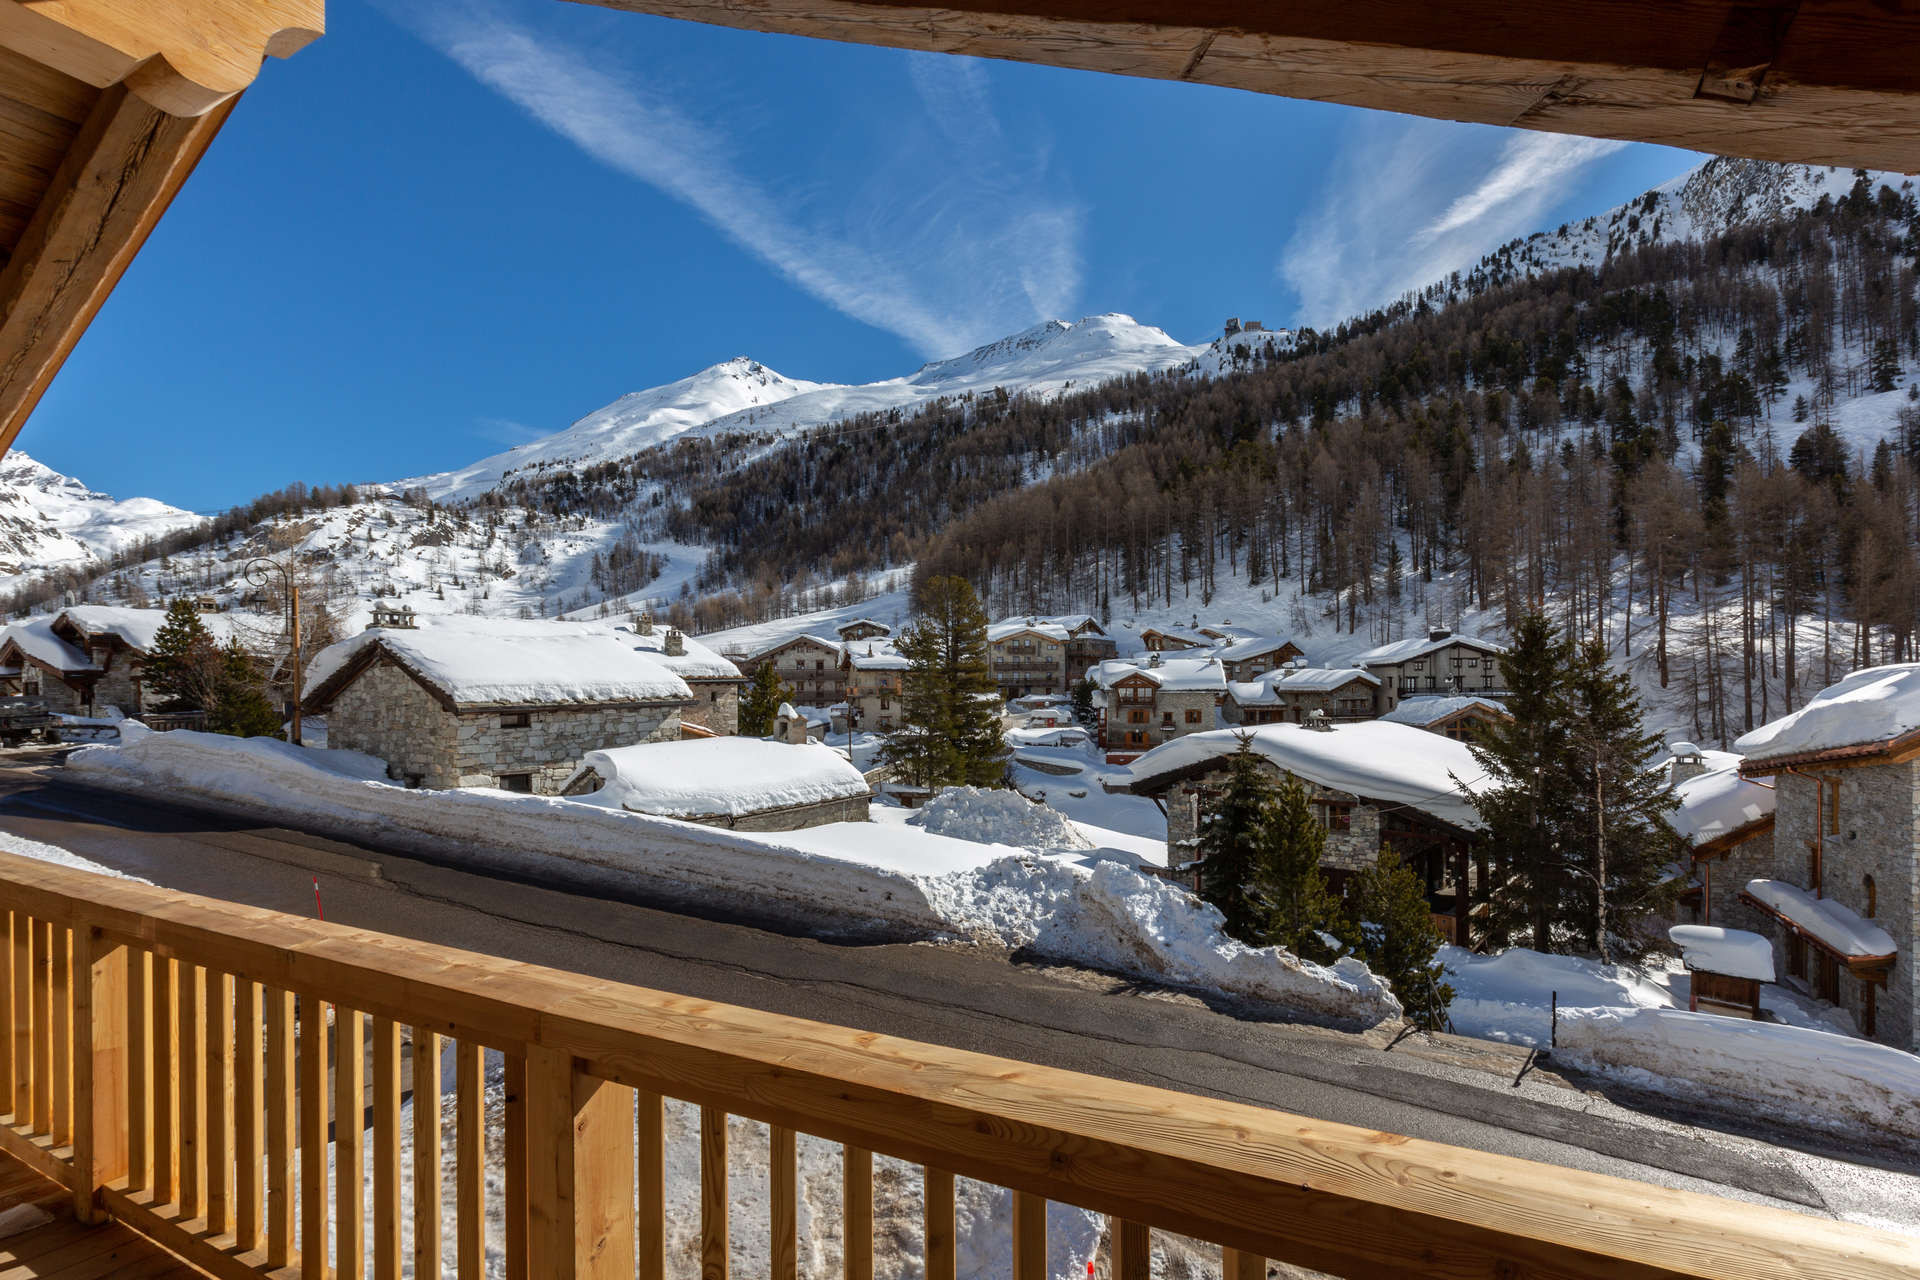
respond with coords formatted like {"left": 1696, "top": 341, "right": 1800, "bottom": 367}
{"left": 0, "top": 751, "right": 1914, "bottom": 1237}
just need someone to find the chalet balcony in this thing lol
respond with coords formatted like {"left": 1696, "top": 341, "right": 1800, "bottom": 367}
{"left": 0, "top": 852, "right": 1903, "bottom": 1279}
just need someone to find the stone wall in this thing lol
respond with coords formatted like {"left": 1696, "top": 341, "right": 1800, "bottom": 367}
{"left": 89, "top": 653, "right": 144, "bottom": 717}
{"left": 20, "top": 668, "right": 87, "bottom": 716}
{"left": 1694, "top": 827, "right": 1777, "bottom": 937}
{"left": 453, "top": 703, "right": 685, "bottom": 794}
{"left": 1162, "top": 763, "right": 1381, "bottom": 872}
{"left": 683, "top": 681, "right": 740, "bottom": 735}
{"left": 327, "top": 659, "right": 461, "bottom": 788}
{"left": 1768, "top": 766, "right": 1916, "bottom": 1050}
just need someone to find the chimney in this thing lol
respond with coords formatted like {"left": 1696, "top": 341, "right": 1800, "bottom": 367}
{"left": 664, "top": 628, "right": 684, "bottom": 657}
{"left": 1428, "top": 626, "right": 1451, "bottom": 642}
{"left": 1666, "top": 741, "right": 1709, "bottom": 785}
{"left": 637, "top": 611, "right": 655, "bottom": 636}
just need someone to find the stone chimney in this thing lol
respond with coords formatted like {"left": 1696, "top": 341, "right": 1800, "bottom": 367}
{"left": 636, "top": 611, "right": 655, "bottom": 636}
{"left": 664, "top": 628, "right": 684, "bottom": 657}
{"left": 1428, "top": 626, "right": 1452, "bottom": 642}
{"left": 1666, "top": 741, "right": 1709, "bottom": 784}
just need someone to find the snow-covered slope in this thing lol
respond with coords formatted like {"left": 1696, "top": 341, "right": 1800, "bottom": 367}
{"left": 0, "top": 451, "right": 201, "bottom": 580}
{"left": 405, "top": 315, "right": 1203, "bottom": 501}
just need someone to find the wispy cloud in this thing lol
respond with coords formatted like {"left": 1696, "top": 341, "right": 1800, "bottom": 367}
{"left": 472, "top": 416, "right": 546, "bottom": 448}
{"left": 1280, "top": 119, "right": 1628, "bottom": 327}
{"left": 394, "top": 4, "right": 1081, "bottom": 359}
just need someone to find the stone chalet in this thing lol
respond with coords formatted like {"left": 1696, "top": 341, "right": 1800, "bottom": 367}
{"left": 625, "top": 615, "right": 744, "bottom": 734}
{"left": 303, "top": 618, "right": 693, "bottom": 795}
{"left": 734, "top": 633, "right": 844, "bottom": 708}
{"left": 1663, "top": 744, "right": 1777, "bottom": 935}
{"left": 1354, "top": 628, "right": 1509, "bottom": 715}
{"left": 1210, "top": 634, "right": 1307, "bottom": 682}
{"left": 1728, "top": 666, "right": 1920, "bottom": 1049}
{"left": 840, "top": 640, "right": 909, "bottom": 731}
{"left": 996, "top": 614, "right": 1118, "bottom": 678}
{"left": 1089, "top": 655, "right": 1226, "bottom": 761}
{"left": 561, "top": 738, "right": 870, "bottom": 831}
{"left": 987, "top": 621, "right": 1070, "bottom": 699}
{"left": 1135, "top": 625, "right": 1214, "bottom": 653}
{"left": 835, "top": 618, "right": 893, "bottom": 643}
{"left": 0, "top": 606, "right": 244, "bottom": 716}
{"left": 0, "top": 619, "right": 98, "bottom": 715}
{"left": 1124, "top": 722, "right": 1493, "bottom": 941}
{"left": 1378, "top": 694, "right": 1513, "bottom": 741}
{"left": 1225, "top": 666, "right": 1380, "bottom": 726}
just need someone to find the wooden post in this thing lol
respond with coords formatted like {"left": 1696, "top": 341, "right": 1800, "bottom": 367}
{"left": 505, "top": 1053, "right": 527, "bottom": 1280}
{"left": 637, "top": 1089, "right": 664, "bottom": 1280}
{"left": 414, "top": 1030, "right": 443, "bottom": 1280}
{"left": 179, "top": 961, "right": 204, "bottom": 1220}
{"left": 923, "top": 1168, "right": 955, "bottom": 1280}
{"left": 9, "top": 914, "right": 27, "bottom": 1124}
{"left": 265, "top": 987, "right": 295, "bottom": 1267}
{"left": 237, "top": 980, "right": 264, "bottom": 1252}
{"left": 0, "top": 912, "right": 12, "bottom": 1110}
{"left": 50, "top": 925, "right": 70, "bottom": 1148}
{"left": 456, "top": 1041, "right": 484, "bottom": 1280}
{"left": 152, "top": 955, "right": 176, "bottom": 1204}
{"left": 206, "top": 967, "right": 234, "bottom": 1236}
{"left": 127, "top": 948, "right": 151, "bottom": 1194}
{"left": 72, "top": 927, "right": 127, "bottom": 1223}
{"left": 702, "top": 1106, "right": 728, "bottom": 1280}
{"left": 300, "top": 998, "right": 329, "bottom": 1280}
{"left": 337, "top": 1007, "right": 366, "bottom": 1280}
{"left": 1110, "top": 1219, "right": 1150, "bottom": 1280}
{"left": 1222, "top": 1246, "right": 1265, "bottom": 1280}
{"left": 373, "top": 1017, "right": 402, "bottom": 1280}
{"left": 771, "top": 1127, "right": 798, "bottom": 1280}
{"left": 525, "top": 1046, "right": 635, "bottom": 1280}
{"left": 844, "top": 1147, "right": 873, "bottom": 1280}
{"left": 1012, "top": 1192, "right": 1046, "bottom": 1280}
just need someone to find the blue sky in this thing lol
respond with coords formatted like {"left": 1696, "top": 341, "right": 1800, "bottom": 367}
{"left": 22, "top": 0, "right": 1699, "bottom": 511}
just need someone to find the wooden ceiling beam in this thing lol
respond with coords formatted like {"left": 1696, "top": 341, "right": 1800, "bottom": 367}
{"left": 0, "top": 83, "right": 234, "bottom": 457}
{"left": 566, "top": 0, "right": 1920, "bottom": 172}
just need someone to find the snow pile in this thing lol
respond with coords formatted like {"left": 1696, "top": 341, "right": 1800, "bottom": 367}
{"left": 1555, "top": 1008, "right": 1920, "bottom": 1141}
{"left": 1733, "top": 663, "right": 1920, "bottom": 763}
{"left": 1668, "top": 925, "right": 1775, "bottom": 982}
{"left": 1440, "top": 946, "right": 1677, "bottom": 1046}
{"left": 566, "top": 739, "right": 869, "bottom": 818}
{"left": 0, "top": 830, "right": 139, "bottom": 881}
{"left": 67, "top": 733, "right": 1395, "bottom": 1025}
{"left": 1744, "top": 879, "right": 1896, "bottom": 958}
{"left": 1670, "top": 766, "right": 1774, "bottom": 847}
{"left": 911, "top": 786, "right": 1096, "bottom": 851}
{"left": 304, "top": 616, "right": 691, "bottom": 706}
{"left": 924, "top": 855, "right": 1401, "bottom": 1026}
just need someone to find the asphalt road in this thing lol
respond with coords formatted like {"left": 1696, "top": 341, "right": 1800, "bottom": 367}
{"left": 0, "top": 751, "right": 1905, "bottom": 1227}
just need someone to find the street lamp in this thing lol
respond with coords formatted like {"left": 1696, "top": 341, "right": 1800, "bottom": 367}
{"left": 244, "top": 558, "right": 303, "bottom": 745}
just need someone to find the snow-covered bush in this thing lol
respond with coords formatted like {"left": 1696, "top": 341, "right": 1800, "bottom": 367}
{"left": 911, "top": 785, "right": 1095, "bottom": 850}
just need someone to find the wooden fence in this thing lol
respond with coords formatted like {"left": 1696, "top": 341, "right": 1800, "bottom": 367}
{"left": 0, "top": 850, "right": 1910, "bottom": 1280}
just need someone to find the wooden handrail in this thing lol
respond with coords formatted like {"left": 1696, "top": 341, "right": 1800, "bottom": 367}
{"left": 0, "top": 850, "right": 1912, "bottom": 1279}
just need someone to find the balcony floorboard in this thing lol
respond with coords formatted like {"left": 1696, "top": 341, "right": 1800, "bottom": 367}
{"left": 0, "top": 1151, "right": 208, "bottom": 1280}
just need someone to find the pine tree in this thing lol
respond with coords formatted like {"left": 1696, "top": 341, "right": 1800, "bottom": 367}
{"left": 1344, "top": 846, "right": 1454, "bottom": 1030}
{"left": 208, "top": 639, "right": 283, "bottom": 738}
{"left": 1195, "top": 741, "right": 1278, "bottom": 945}
{"left": 1257, "top": 773, "right": 1340, "bottom": 961}
{"left": 1870, "top": 336, "right": 1901, "bottom": 393}
{"left": 1069, "top": 677, "right": 1095, "bottom": 727}
{"left": 880, "top": 576, "right": 1004, "bottom": 789}
{"left": 1464, "top": 613, "right": 1579, "bottom": 952}
{"left": 1563, "top": 637, "right": 1684, "bottom": 961}
{"left": 738, "top": 661, "right": 792, "bottom": 737}
{"left": 146, "top": 600, "right": 220, "bottom": 712}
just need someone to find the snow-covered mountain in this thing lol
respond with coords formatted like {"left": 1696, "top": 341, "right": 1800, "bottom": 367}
{"left": 0, "top": 451, "right": 201, "bottom": 580}
{"left": 404, "top": 314, "right": 1203, "bottom": 501}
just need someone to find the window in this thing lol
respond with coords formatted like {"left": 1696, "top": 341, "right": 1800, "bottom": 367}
{"left": 879, "top": 697, "right": 890, "bottom": 711}
{"left": 1128, "top": 709, "right": 1148, "bottom": 724}
{"left": 498, "top": 773, "right": 533, "bottom": 793}
{"left": 1321, "top": 802, "right": 1353, "bottom": 832}
{"left": 1411, "top": 660, "right": 1424, "bottom": 671}
{"left": 1184, "top": 708, "right": 1203, "bottom": 724}
{"left": 1162, "top": 711, "right": 1175, "bottom": 726}
{"left": 816, "top": 660, "right": 825, "bottom": 671}
{"left": 500, "top": 711, "right": 530, "bottom": 729}
{"left": 1465, "top": 657, "right": 1479, "bottom": 668}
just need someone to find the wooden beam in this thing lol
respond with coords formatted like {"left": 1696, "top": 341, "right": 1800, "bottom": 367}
{"left": 0, "top": 0, "right": 323, "bottom": 118}
{"left": 0, "top": 82, "right": 235, "bottom": 459}
{"left": 566, "top": 0, "right": 1920, "bottom": 172}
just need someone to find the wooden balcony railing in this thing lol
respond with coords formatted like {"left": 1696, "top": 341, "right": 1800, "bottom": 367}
{"left": 0, "top": 849, "right": 1911, "bottom": 1280}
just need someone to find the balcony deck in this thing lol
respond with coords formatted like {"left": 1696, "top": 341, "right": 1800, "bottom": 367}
{"left": 0, "top": 1152, "right": 204, "bottom": 1279}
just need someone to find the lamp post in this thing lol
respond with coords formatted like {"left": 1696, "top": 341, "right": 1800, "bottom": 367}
{"left": 244, "top": 558, "right": 302, "bottom": 745}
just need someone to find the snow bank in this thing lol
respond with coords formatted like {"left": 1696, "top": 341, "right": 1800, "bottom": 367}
{"left": 1668, "top": 925, "right": 1775, "bottom": 982}
{"left": 911, "top": 786, "right": 1096, "bottom": 851}
{"left": 1734, "top": 662, "right": 1920, "bottom": 763}
{"left": 1440, "top": 945, "right": 1676, "bottom": 1046}
{"left": 1556, "top": 1007, "right": 1920, "bottom": 1141}
{"left": 67, "top": 733, "right": 1396, "bottom": 1025}
{"left": 567, "top": 739, "right": 869, "bottom": 818}
{"left": 1744, "top": 878, "right": 1896, "bottom": 958}
{"left": 0, "top": 829, "right": 139, "bottom": 881}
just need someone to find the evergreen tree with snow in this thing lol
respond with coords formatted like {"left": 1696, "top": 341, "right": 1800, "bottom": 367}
{"left": 1343, "top": 846, "right": 1453, "bottom": 1031}
{"left": 1195, "top": 741, "right": 1278, "bottom": 946}
{"left": 146, "top": 599, "right": 221, "bottom": 712}
{"left": 208, "top": 639, "right": 283, "bottom": 738}
{"left": 1257, "top": 773, "right": 1341, "bottom": 962}
{"left": 881, "top": 576, "right": 1004, "bottom": 789}
{"left": 738, "top": 661, "right": 792, "bottom": 738}
{"left": 1871, "top": 337, "right": 1901, "bottom": 393}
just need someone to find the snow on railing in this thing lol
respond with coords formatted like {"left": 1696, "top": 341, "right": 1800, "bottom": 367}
{"left": 0, "top": 852, "right": 1909, "bottom": 1279}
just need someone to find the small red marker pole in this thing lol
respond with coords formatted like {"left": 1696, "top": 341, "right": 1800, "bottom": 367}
{"left": 313, "top": 876, "right": 324, "bottom": 921}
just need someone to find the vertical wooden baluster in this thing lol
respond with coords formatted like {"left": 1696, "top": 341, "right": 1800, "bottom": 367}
{"left": 1110, "top": 1220, "right": 1150, "bottom": 1280}
{"left": 337, "top": 1007, "right": 366, "bottom": 1280}
{"left": 152, "top": 955, "right": 175, "bottom": 1204}
{"left": 207, "top": 967, "right": 234, "bottom": 1236}
{"left": 525, "top": 1048, "right": 633, "bottom": 1280}
{"left": 32, "top": 919, "right": 50, "bottom": 1136}
{"left": 72, "top": 927, "right": 128, "bottom": 1225}
{"left": 266, "top": 987, "right": 295, "bottom": 1268}
{"left": 126, "top": 948, "right": 150, "bottom": 1193}
{"left": 637, "top": 1089, "right": 664, "bottom": 1280}
{"left": 770, "top": 1127, "right": 797, "bottom": 1280}
{"left": 844, "top": 1147, "right": 872, "bottom": 1280}
{"left": 1220, "top": 1248, "right": 1264, "bottom": 1280}
{"left": 504, "top": 1053, "right": 526, "bottom": 1280}
{"left": 179, "top": 961, "right": 204, "bottom": 1220}
{"left": 0, "top": 912, "right": 13, "bottom": 1112}
{"left": 9, "top": 914, "right": 28, "bottom": 1125}
{"left": 1012, "top": 1193, "right": 1045, "bottom": 1280}
{"left": 373, "top": 1017, "right": 402, "bottom": 1280}
{"left": 923, "top": 1170, "right": 955, "bottom": 1280}
{"left": 413, "top": 1031, "right": 442, "bottom": 1280}
{"left": 237, "top": 980, "right": 263, "bottom": 1252}
{"left": 456, "top": 1041, "right": 484, "bottom": 1280}
{"left": 299, "top": 997, "right": 330, "bottom": 1280}
{"left": 50, "top": 925, "right": 69, "bottom": 1148}
{"left": 701, "top": 1106, "right": 728, "bottom": 1280}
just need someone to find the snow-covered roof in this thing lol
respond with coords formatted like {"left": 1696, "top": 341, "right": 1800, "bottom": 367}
{"left": 1733, "top": 664, "right": 1920, "bottom": 765}
{"left": 565, "top": 738, "right": 870, "bottom": 819}
{"left": 846, "top": 644, "right": 910, "bottom": 671}
{"left": 1228, "top": 668, "right": 1379, "bottom": 704}
{"left": 1671, "top": 766, "right": 1775, "bottom": 849}
{"left": 1031, "top": 613, "right": 1101, "bottom": 635}
{"left": 1743, "top": 879, "right": 1896, "bottom": 960}
{"left": 834, "top": 618, "right": 891, "bottom": 636}
{"left": 1136, "top": 626, "right": 1211, "bottom": 646}
{"left": 1378, "top": 695, "right": 1507, "bottom": 727}
{"left": 305, "top": 617, "right": 692, "bottom": 708}
{"left": 1128, "top": 722, "right": 1493, "bottom": 831}
{"left": 621, "top": 626, "right": 742, "bottom": 682}
{"left": 57, "top": 605, "right": 241, "bottom": 653}
{"left": 1211, "top": 635, "right": 1300, "bottom": 662}
{"left": 746, "top": 632, "right": 844, "bottom": 662}
{"left": 1354, "top": 632, "right": 1508, "bottom": 666}
{"left": 1668, "top": 925, "right": 1776, "bottom": 983}
{"left": 0, "top": 618, "right": 94, "bottom": 674}
{"left": 1650, "top": 744, "right": 1743, "bottom": 780}
{"left": 987, "top": 621, "right": 1070, "bottom": 643}
{"left": 1090, "top": 657, "right": 1227, "bottom": 691}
